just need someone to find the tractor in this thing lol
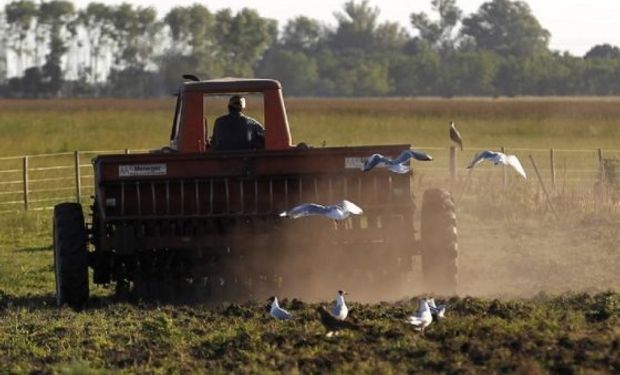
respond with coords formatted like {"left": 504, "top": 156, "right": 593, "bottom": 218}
{"left": 52, "top": 78, "right": 458, "bottom": 309}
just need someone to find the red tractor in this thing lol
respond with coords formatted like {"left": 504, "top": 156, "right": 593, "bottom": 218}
{"left": 53, "top": 78, "right": 458, "bottom": 308}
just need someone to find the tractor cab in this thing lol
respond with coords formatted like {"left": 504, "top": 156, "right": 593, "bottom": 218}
{"left": 170, "top": 78, "right": 293, "bottom": 153}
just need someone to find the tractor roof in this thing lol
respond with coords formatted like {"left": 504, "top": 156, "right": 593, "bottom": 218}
{"left": 182, "top": 78, "right": 281, "bottom": 94}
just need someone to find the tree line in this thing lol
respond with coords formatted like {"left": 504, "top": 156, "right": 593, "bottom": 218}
{"left": 1, "top": 0, "right": 620, "bottom": 98}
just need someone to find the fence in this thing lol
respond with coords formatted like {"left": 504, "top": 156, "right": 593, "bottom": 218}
{"left": 0, "top": 149, "right": 146, "bottom": 214}
{"left": 0, "top": 147, "right": 618, "bottom": 215}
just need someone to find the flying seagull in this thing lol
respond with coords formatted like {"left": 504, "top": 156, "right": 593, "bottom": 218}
{"left": 268, "top": 297, "right": 293, "bottom": 320}
{"left": 279, "top": 200, "right": 363, "bottom": 221}
{"left": 449, "top": 121, "right": 463, "bottom": 151}
{"left": 467, "top": 150, "right": 527, "bottom": 179}
{"left": 331, "top": 290, "right": 349, "bottom": 321}
{"left": 405, "top": 298, "right": 433, "bottom": 331}
{"left": 428, "top": 298, "right": 447, "bottom": 319}
{"left": 317, "top": 306, "right": 359, "bottom": 337}
{"left": 362, "top": 149, "right": 433, "bottom": 174}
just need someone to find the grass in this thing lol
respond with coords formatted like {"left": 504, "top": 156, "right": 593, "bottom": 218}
{"left": 0, "top": 97, "right": 620, "bottom": 372}
{"left": 1, "top": 97, "right": 620, "bottom": 157}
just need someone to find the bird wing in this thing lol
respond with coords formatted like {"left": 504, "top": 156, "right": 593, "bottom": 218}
{"left": 467, "top": 150, "right": 497, "bottom": 169}
{"left": 339, "top": 200, "right": 364, "bottom": 215}
{"left": 282, "top": 203, "right": 328, "bottom": 219}
{"left": 331, "top": 303, "right": 341, "bottom": 317}
{"left": 450, "top": 124, "right": 463, "bottom": 150}
{"left": 428, "top": 298, "right": 437, "bottom": 309}
{"left": 331, "top": 304, "right": 346, "bottom": 320}
{"left": 325, "top": 200, "right": 363, "bottom": 220}
{"left": 505, "top": 155, "right": 527, "bottom": 179}
{"left": 408, "top": 310, "right": 433, "bottom": 326}
{"left": 392, "top": 150, "right": 433, "bottom": 164}
{"left": 436, "top": 306, "right": 447, "bottom": 319}
{"left": 272, "top": 307, "right": 293, "bottom": 320}
{"left": 363, "top": 153, "right": 392, "bottom": 172}
{"left": 406, "top": 315, "right": 425, "bottom": 325}
{"left": 325, "top": 207, "right": 350, "bottom": 221}
{"left": 388, "top": 164, "right": 410, "bottom": 174}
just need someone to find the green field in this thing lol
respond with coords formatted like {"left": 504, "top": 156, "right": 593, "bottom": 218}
{"left": 2, "top": 97, "right": 620, "bottom": 155}
{"left": 0, "top": 98, "right": 619, "bottom": 373}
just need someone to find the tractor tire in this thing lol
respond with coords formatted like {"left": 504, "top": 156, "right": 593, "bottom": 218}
{"left": 421, "top": 188, "right": 458, "bottom": 294}
{"left": 53, "top": 203, "right": 89, "bottom": 309}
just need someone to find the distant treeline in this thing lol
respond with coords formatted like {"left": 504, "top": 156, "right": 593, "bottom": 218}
{"left": 2, "top": 0, "right": 620, "bottom": 98}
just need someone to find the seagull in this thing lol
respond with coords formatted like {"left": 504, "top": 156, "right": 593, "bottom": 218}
{"left": 317, "top": 306, "right": 359, "bottom": 337}
{"left": 449, "top": 121, "right": 463, "bottom": 151}
{"left": 331, "top": 290, "right": 349, "bottom": 321}
{"left": 279, "top": 200, "right": 363, "bottom": 221}
{"left": 467, "top": 150, "right": 527, "bottom": 179}
{"left": 428, "top": 298, "right": 447, "bottom": 319}
{"left": 362, "top": 149, "right": 433, "bottom": 174}
{"left": 268, "top": 297, "right": 293, "bottom": 320}
{"left": 405, "top": 298, "right": 433, "bottom": 331}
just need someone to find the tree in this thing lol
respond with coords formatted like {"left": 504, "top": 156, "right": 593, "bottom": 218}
{"left": 38, "top": 1, "right": 76, "bottom": 96}
{"left": 77, "top": 2, "right": 115, "bottom": 84}
{"left": 585, "top": 44, "right": 620, "bottom": 60}
{"left": 281, "top": 16, "right": 325, "bottom": 53}
{"left": 161, "top": 4, "right": 220, "bottom": 85}
{"left": 329, "top": 0, "right": 408, "bottom": 55}
{"left": 256, "top": 49, "right": 319, "bottom": 95}
{"left": 164, "top": 4, "right": 214, "bottom": 55}
{"left": 213, "top": 8, "right": 277, "bottom": 76}
{"left": 461, "top": 0, "right": 550, "bottom": 57}
{"left": 5, "top": 0, "right": 37, "bottom": 74}
{"left": 374, "top": 21, "right": 409, "bottom": 53}
{"left": 330, "top": 0, "right": 379, "bottom": 52}
{"left": 410, "top": 0, "right": 462, "bottom": 51}
{"left": 389, "top": 43, "right": 441, "bottom": 95}
{"left": 109, "top": 4, "right": 160, "bottom": 70}
{"left": 438, "top": 51, "right": 499, "bottom": 96}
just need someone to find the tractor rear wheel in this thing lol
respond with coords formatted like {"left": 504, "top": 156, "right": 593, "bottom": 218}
{"left": 421, "top": 188, "right": 458, "bottom": 294}
{"left": 53, "top": 203, "right": 89, "bottom": 309}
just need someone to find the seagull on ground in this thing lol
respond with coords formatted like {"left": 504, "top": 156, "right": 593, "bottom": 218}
{"left": 331, "top": 290, "right": 349, "bottom": 321}
{"left": 279, "top": 200, "right": 363, "bottom": 221}
{"left": 428, "top": 298, "right": 447, "bottom": 319}
{"left": 467, "top": 150, "right": 527, "bottom": 179}
{"left": 362, "top": 149, "right": 433, "bottom": 174}
{"left": 268, "top": 297, "right": 293, "bottom": 320}
{"left": 405, "top": 298, "right": 433, "bottom": 331}
{"left": 449, "top": 121, "right": 463, "bottom": 151}
{"left": 317, "top": 306, "right": 359, "bottom": 337}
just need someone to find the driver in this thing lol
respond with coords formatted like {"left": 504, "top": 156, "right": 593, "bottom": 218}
{"left": 211, "top": 95, "right": 265, "bottom": 151}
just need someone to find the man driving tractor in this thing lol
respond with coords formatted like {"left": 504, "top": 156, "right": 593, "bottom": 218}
{"left": 211, "top": 95, "right": 265, "bottom": 151}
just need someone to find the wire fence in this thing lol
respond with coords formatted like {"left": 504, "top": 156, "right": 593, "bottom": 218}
{"left": 0, "top": 146, "right": 618, "bottom": 215}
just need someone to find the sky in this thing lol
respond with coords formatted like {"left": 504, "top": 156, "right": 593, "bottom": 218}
{"left": 41, "top": 0, "right": 620, "bottom": 56}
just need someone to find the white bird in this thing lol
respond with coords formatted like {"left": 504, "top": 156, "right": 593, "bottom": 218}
{"left": 269, "top": 297, "right": 293, "bottom": 320}
{"left": 362, "top": 149, "right": 433, "bottom": 174}
{"left": 467, "top": 150, "right": 527, "bottom": 179}
{"left": 428, "top": 298, "right": 447, "bottom": 319}
{"left": 279, "top": 200, "right": 363, "bottom": 221}
{"left": 405, "top": 298, "right": 433, "bottom": 331}
{"left": 331, "top": 290, "right": 349, "bottom": 321}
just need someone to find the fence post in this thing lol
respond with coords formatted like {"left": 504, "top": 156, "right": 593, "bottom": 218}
{"left": 22, "top": 156, "right": 29, "bottom": 210}
{"left": 529, "top": 155, "right": 559, "bottom": 220}
{"left": 74, "top": 151, "right": 82, "bottom": 204}
{"left": 549, "top": 148, "right": 556, "bottom": 190}
{"left": 125, "top": 148, "right": 130, "bottom": 154}
{"left": 500, "top": 146, "right": 507, "bottom": 187}
{"left": 597, "top": 148, "right": 605, "bottom": 183}
{"left": 449, "top": 146, "right": 456, "bottom": 181}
